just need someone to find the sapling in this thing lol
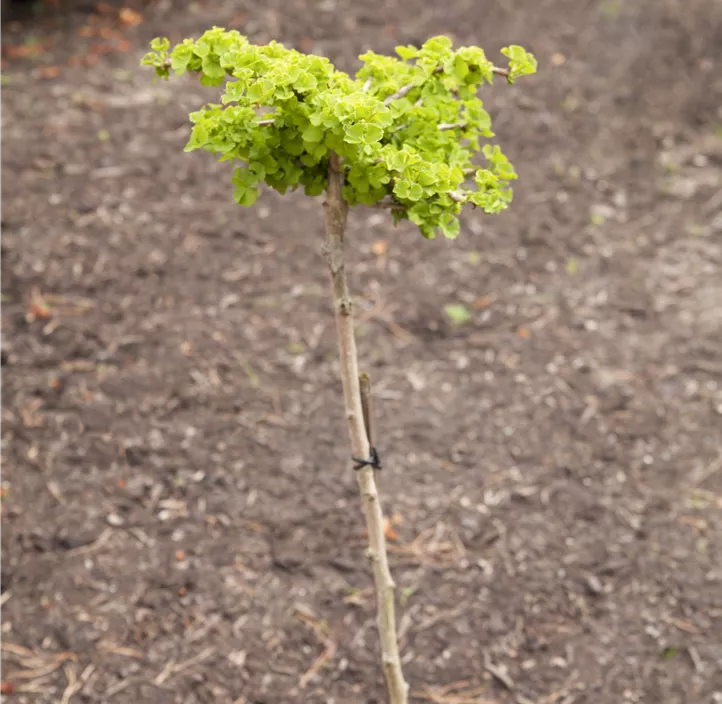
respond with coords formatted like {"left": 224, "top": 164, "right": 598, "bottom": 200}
{"left": 142, "top": 30, "right": 536, "bottom": 703}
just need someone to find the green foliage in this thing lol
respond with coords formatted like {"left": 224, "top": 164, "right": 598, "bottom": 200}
{"left": 142, "top": 29, "right": 536, "bottom": 239}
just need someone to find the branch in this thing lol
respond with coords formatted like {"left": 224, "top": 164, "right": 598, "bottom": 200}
{"left": 256, "top": 114, "right": 462, "bottom": 132}
{"left": 438, "top": 122, "right": 467, "bottom": 131}
{"left": 322, "top": 153, "right": 409, "bottom": 704}
{"left": 384, "top": 64, "right": 510, "bottom": 105}
{"left": 371, "top": 198, "right": 406, "bottom": 211}
{"left": 383, "top": 82, "right": 416, "bottom": 105}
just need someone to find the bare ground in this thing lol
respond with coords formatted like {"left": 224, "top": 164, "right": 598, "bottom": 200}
{"left": 2, "top": 0, "right": 722, "bottom": 702}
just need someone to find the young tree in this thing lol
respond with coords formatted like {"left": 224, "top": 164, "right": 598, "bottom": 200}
{"left": 143, "top": 30, "right": 535, "bottom": 703}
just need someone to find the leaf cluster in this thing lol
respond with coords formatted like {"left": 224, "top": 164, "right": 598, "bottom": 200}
{"left": 142, "top": 29, "right": 536, "bottom": 239}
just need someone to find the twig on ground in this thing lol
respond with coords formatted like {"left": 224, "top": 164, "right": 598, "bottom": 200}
{"left": 153, "top": 647, "right": 215, "bottom": 686}
{"left": 67, "top": 528, "right": 113, "bottom": 557}
{"left": 98, "top": 642, "right": 145, "bottom": 659}
{"left": 60, "top": 663, "right": 83, "bottom": 704}
{"left": 342, "top": 586, "right": 375, "bottom": 606}
{"left": 416, "top": 605, "right": 466, "bottom": 635}
{"left": 1, "top": 643, "right": 77, "bottom": 684}
{"left": 295, "top": 608, "right": 338, "bottom": 688}
{"left": 357, "top": 297, "right": 416, "bottom": 343}
{"left": 687, "top": 645, "right": 704, "bottom": 673}
{"left": 388, "top": 522, "right": 466, "bottom": 567}
{"left": 413, "top": 680, "right": 496, "bottom": 703}
{"left": 483, "top": 654, "right": 515, "bottom": 691}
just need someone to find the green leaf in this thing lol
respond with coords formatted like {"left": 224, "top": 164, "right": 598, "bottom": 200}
{"left": 222, "top": 80, "right": 245, "bottom": 103}
{"left": 184, "top": 123, "right": 208, "bottom": 151}
{"left": 193, "top": 38, "right": 211, "bottom": 58}
{"left": 408, "top": 183, "right": 423, "bottom": 201}
{"left": 393, "top": 180, "right": 412, "bottom": 199}
{"left": 386, "top": 150, "right": 412, "bottom": 172}
{"left": 202, "top": 55, "right": 226, "bottom": 79}
{"left": 501, "top": 45, "right": 538, "bottom": 83}
{"left": 450, "top": 55, "right": 469, "bottom": 82}
{"left": 200, "top": 73, "right": 224, "bottom": 87}
{"left": 302, "top": 125, "right": 324, "bottom": 143}
{"left": 293, "top": 71, "right": 318, "bottom": 92}
{"left": 235, "top": 186, "right": 259, "bottom": 206}
{"left": 439, "top": 213, "right": 460, "bottom": 239}
{"left": 395, "top": 45, "right": 419, "bottom": 61}
{"left": 365, "top": 123, "right": 384, "bottom": 143}
{"left": 247, "top": 81, "right": 264, "bottom": 103}
{"left": 308, "top": 111, "right": 324, "bottom": 127}
{"left": 150, "top": 37, "right": 170, "bottom": 52}
{"left": 282, "top": 134, "right": 305, "bottom": 156}
{"left": 444, "top": 304, "right": 471, "bottom": 325}
{"left": 344, "top": 123, "right": 366, "bottom": 144}
{"left": 399, "top": 586, "right": 416, "bottom": 606}
{"left": 171, "top": 44, "right": 194, "bottom": 74}
{"left": 232, "top": 168, "right": 260, "bottom": 206}
{"left": 424, "top": 35, "right": 453, "bottom": 52}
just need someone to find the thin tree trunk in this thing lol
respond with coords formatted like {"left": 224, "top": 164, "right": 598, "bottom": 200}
{"left": 322, "top": 152, "right": 409, "bottom": 704}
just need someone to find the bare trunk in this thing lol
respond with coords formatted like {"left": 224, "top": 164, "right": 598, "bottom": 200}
{"left": 322, "top": 152, "right": 409, "bottom": 704}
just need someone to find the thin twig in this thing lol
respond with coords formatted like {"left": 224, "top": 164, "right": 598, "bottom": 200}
{"left": 414, "top": 680, "right": 495, "bottom": 704}
{"left": 438, "top": 122, "right": 467, "bottom": 131}
{"left": 60, "top": 663, "right": 82, "bottom": 704}
{"left": 483, "top": 653, "right": 515, "bottom": 691}
{"left": 153, "top": 647, "right": 215, "bottom": 686}
{"left": 388, "top": 523, "right": 466, "bottom": 567}
{"left": 295, "top": 609, "right": 338, "bottom": 688}
{"left": 370, "top": 199, "right": 406, "bottom": 211}
{"left": 384, "top": 82, "right": 417, "bottom": 105}
{"left": 687, "top": 645, "right": 704, "bottom": 674}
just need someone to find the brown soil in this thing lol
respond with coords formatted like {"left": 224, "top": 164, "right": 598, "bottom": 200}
{"left": 2, "top": 1, "right": 722, "bottom": 702}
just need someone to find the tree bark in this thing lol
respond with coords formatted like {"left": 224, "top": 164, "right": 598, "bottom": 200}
{"left": 322, "top": 152, "right": 409, "bottom": 704}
